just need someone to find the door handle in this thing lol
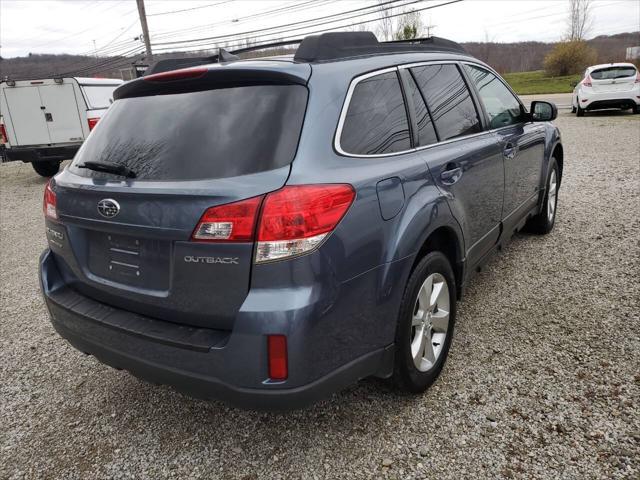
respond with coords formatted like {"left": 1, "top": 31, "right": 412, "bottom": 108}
{"left": 440, "top": 164, "right": 462, "bottom": 185}
{"left": 503, "top": 142, "right": 518, "bottom": 159}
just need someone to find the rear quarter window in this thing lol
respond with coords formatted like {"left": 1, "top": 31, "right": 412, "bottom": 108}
{"left": 339, "top": 71, "right": 411, "bottom": 155}
{"left": 70, "top": 84, "right": 308, "bottom": 181}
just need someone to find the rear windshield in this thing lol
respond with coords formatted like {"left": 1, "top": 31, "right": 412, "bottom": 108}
{"left": 80, "top": 85, "right": 119, "bottom": 109}
{"left": 70, "top": 84, "right": 308, "bottom": 181}
{"left": 590, "top": 66, "right": 637, "bottom": 80}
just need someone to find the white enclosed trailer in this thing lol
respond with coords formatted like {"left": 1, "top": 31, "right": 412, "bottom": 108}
{"left": 0, "top": 77, "right": 123, "bottom": 176}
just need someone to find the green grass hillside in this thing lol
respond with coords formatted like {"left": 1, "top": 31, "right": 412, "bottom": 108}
{"left": 503, "top": 70, "right": 582, "bottom": 95}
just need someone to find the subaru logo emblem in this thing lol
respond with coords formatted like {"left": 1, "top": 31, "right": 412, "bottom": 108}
{"left": 97, "top": 199, "right": 120, "bottom": 218}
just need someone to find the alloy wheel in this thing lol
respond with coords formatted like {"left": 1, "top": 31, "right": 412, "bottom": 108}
{"left": 410, "top": 273, "right": 450, "bottom": 372}
{"left": 547, "top": 169, "right": 557, "bottom": 222}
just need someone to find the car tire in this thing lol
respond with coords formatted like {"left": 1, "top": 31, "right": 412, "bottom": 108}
{"left": 393, "top": 251, "right": 456, "bottom": 393}
{"left": 634, "top": 105, "right": 640, "bottom": 114}
{"left": 525, "top": 157, "right": 559, "bottom": 235}
{"left": 576, "top": 105, "right": 585, "bottom": 117}
{"left": 571, "top": 100, "right": 577, "bottom": 113}
{"left": 31, "top": 160, "right": 61, "bottom": 177}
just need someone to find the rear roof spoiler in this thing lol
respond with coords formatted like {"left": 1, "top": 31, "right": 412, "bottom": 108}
{"left": 144, "top": 40, "right": 303, "bottom": 76}
{"left": 144, "top": 32, "right": 467, "bottom": 75}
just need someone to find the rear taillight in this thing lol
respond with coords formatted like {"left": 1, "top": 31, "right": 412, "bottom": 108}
{"left": 267, "top": 335, "right": 288, "bottom": 381}
{"left": 43, "top": 180, "right": 57, "bottom": 220}
{"left": 0, "top": 122, "right": 7, "bottom": 144}
{"left": 191, "top": 184, "right": 355, "bottom": 261}
{"left": 191, "top": 195, "right": 263, "bottom": 242}
{"left": 255, "top": 184, "right": 355, "bottom": 263}
{"left": 583, "top": 75, "right": 592, "bottom": 87}
{"left": 87, "top": 117, "right": 100, "bottom": 131}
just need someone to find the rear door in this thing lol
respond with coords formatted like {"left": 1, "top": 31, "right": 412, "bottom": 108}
{"left": 590, "top": 65, "right": 637, "bottom": 93}
{"left": 410, "top": 63, "right": 504, "bottom": 265}
{"left": 3, "top": 86, "right": 51, "bottom": 145}
{"left": 463, "top": 64, "right": 545, "bottom": 224}
{"left": 50, "top": 79, "right": 309, "bottom": 330}
{"left": 38, "top": 83, "right": 85, "bottom": 143}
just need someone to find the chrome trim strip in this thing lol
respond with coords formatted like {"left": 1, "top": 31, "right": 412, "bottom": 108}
{"left": 109, "top": 260, "right": 139, "bottom": 269}
{"left": 334, "top": 67, "right": 402, "bottom": 158}
{"left": 397, "top": 60, "right": 460, "bottom": 69}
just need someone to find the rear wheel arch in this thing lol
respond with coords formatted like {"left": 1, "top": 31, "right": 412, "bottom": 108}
{"left": 411, "top": 226, "right": 463, "bottom": 298}
{"left": 552, "top": 143, "right": 563, "bottom": 186}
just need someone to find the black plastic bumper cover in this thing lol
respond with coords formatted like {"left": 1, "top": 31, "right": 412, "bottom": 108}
{"left": 39, "top": 249, "right": 392, "bottom": 410}
{"left": 5, "top": 145, "right": 80, "bottom": 163}
{"left": 586, "top": 99, "right": 638, "bottom": 111}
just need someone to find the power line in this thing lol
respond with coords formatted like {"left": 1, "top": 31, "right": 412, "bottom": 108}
{"left": 150, "top": 0, "right": 333, "bottom": 40}
{"left": 20, "top": 0, "right": 462, "bottom": 78}
{"left": 19, "top": 4, "right": 138, "bottom": 50}
{"left": 147, "top": 0, "right": 235, "bottom": 17}
{"left": 152, "top": 0, "right": 414, "bottom": 47}
{"left": 57, "top": 48, "right": 146, "bottom": 77}
{"left": 152, "top": 0, "right": 464, "bottom": 54}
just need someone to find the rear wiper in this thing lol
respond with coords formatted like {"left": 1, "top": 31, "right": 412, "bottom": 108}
{"left": 78, "top": 161, "right": 136, "bottom": 178}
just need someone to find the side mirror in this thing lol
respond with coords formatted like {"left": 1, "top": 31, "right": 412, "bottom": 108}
{"left": 530, "top": 101, "right": 557, "bottom": 122}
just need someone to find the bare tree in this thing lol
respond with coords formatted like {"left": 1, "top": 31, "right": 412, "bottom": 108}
{"left": 346, "top": 22, "right": 370, "bottom": 33}
{"left": 376, "top": 0, "right": 395, "bottom": 41}
{"left": 394, "top": 10, "right": 424, "bottom": 40}
{"left": 566, "top": 0, "right": 592, "bottom": 41}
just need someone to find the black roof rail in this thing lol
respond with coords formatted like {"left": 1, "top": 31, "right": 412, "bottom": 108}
{"left": 144, "top": 32, "right": 467, "bottom": 75}
{"left": 294, "top": 32, "right": 467, "bottom": 62}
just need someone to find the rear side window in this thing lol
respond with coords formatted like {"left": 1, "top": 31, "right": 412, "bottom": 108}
{"left": 464, "top": 64, "right": 524, "bottom": 129}
{"left": 411, "top": 64, "right": 481, "bottom": 141}
{"left": 590, "top": 66, "right": 637, "bottom": 80}
{"left": 81, "top": 85, "right": 119, "bottom": 109}
{"left": 404, "top": 72, "right": 438, "bottom": 147}
{"left": 340, "top": 71, "right": 411, "bottom": 155}
{"left": 70, "top": 84, "right": 307, "bottom": 180}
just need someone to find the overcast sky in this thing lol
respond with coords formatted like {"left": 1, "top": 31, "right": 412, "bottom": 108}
{"left": 1, "top": 0, "right": 639, "bottom": 58}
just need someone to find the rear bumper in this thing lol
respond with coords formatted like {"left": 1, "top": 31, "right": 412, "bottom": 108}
{"left": 578, "top": 89, "right": 640, "bottom": 110}
{"left": 39, "top": 249, "right": 395, "bottom": 410}
{"left": 4, "top": 144, "right": 80, "bottom": 163}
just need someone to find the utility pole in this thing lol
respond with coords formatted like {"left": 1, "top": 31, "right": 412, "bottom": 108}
{"left": 136, "top": 0, "right": 153, "bottom": 60}
{"left": 425, "top": 23, "right": 437, "bottom": 37}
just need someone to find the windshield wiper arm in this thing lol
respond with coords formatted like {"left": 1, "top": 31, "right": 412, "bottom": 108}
{"left": 78, "top": 161, "right": 137, "bottom": 178}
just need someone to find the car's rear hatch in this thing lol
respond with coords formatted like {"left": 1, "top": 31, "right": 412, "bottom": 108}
{"left": 49, "top": 62, "right": 310, "bottom": 330}
{"left": 590, "top": 65, "right": 638, "bottom": 93}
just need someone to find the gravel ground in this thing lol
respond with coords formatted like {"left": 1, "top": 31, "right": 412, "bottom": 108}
{"left": 1, "top": 110, "right": 639, "bottom": 479}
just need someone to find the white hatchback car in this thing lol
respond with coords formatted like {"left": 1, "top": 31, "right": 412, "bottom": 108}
{"left": 572, "top": 63, "right": 640, "bottom": 116}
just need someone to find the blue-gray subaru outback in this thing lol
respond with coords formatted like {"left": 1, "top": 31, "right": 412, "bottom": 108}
{"left": 39, "top": 32, "right": 563, "bottom": 410}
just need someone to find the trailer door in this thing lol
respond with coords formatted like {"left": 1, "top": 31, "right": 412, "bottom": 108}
{"left": 38, "top": 84, "right": 84, "bottom": 143}
{"left": 3, "top": 87, "right": 51, "bottom": 146}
